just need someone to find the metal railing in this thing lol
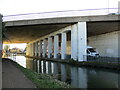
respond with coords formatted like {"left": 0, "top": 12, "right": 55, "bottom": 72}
{"left": 3, "top": 8, "right": 119, "bottom": 21}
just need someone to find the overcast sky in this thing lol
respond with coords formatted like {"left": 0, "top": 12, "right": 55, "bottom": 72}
{"left": 0, "top": 0, "right": 120, "bottom": 15}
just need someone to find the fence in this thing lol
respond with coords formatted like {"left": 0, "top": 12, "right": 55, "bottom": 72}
{"left": 84, "top": 55, "right": 120, "bottom": 63}
{"left": 3, "top": 8, "right": 119, "bottom": 21}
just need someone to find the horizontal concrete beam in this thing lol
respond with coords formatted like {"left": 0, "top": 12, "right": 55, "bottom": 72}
{"left": 5, "top": 15, "right": 119, "bottom": 27}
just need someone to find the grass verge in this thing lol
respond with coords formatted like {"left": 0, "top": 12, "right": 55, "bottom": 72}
{"left": 11, "top": 60, "right": 72, "bottom": 88}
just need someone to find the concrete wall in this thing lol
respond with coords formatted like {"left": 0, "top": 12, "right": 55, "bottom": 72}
{"left": 88, "top": 31, "right": 119, "bottom": 57}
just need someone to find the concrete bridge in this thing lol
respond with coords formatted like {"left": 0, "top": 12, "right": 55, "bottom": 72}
{"left": 2, "top": 13, "right": 120, "bottom": 61}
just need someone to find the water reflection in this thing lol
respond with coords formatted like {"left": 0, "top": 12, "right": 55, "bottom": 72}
{"left": 8, "top": 56, "right": 26, "bottom": 68}
{"left": 12, "top": 56, "right": 119, "bottom": 88}
{"left": 27, "top": 59, "right": 119, "bottom": 88}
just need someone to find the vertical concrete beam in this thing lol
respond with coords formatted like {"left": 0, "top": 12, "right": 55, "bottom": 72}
{"left": 61, "top": 32, "right": 67, "bottom": 59}
{"left": 35, "top": 42, "right": 38, "bottom": 56}
{"left": 29, "top": 44, "right": 31, "bottom": 56}
{"left": 31, "top": 44, "right": 33, "bottom": 56}
{"left": 39, "top": 40, "right": 42, "bottom": 57}
{"left": 77, "top": 22, "right": 87, "bottom": 61}
{"left": 34, "top": 42, "right": 36, "bottom": 56}
{"left": 28, "top": 44, "right": 30, "bottom": 56}
{"left": 37, "top": 41, "right": 40, "bottom": 56}
{"left": 33, "top": 43, "right": 35, "bottom": 56}
{"left": 54, "top": 35, "right": 59, "bottom": 58}
{"left": 48, "top": 37, "right": 53, "bottom": 58}
{"left": 43, "top": 39, "right": 47, "bottom": 57}
{"left": 31, "top": 43, "right": 34, "bottom": 56}
{"left": 71, "top": 24, "right": 78, "bottom": 60}
{"left": 26, "top": 44, "right": 29, "bottom": 56}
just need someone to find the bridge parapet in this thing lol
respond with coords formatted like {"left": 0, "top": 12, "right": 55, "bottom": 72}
{"left": 3, "top": 8, "right": 119, "bottom": 22}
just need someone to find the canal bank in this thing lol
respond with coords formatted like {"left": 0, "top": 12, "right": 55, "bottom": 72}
{"left": 26, "top": 56, "right": 120, "bottom": 71}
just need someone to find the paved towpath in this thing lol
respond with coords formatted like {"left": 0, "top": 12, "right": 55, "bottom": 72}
{"left": 2, "top": 58, "right": 36, "bottom": 88}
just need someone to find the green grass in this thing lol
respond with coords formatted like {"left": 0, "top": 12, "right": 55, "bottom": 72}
{"left": 12, "top": 61, "right": 72, "bottom": 88}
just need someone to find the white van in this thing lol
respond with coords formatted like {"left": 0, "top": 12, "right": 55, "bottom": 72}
{"left": 87, "top": 46, "right": 99, "bottom": 57}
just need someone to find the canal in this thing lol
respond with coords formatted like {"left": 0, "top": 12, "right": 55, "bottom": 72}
{"left": 8, "top": 55, "right": 119, "bottom": 88}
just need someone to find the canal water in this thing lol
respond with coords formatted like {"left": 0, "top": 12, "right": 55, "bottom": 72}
{"left": 8, "top": 56, "right": 119, "bottom": 88}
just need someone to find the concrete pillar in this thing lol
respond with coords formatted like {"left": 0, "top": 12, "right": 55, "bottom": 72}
{"left": 35, "top": 42, "right": 38, "bottom": 56}
{"left": 37, "top": 42, "right": 40, "bottom": 57}
{"left": 71, "top": 24, "right": 78, "bottom": 60}
{"left": 77, "top": 22, "right": 87, "bottom": 61}
{"left": 34, "top": 42, "right": 37, "bottom": 56}
{"left": 43, "top": 39, "right": 47, "bottom": 57}
{"left": 33, "top": 43, "right": 35, "bottom": 56}
{"left": 39, "top": 40, "right": 42, "bottom": 57}
{"left": 54, "top": 35, "right": 59, "bottom": 58}
{"left": 29, "top": 44, "right": 31, "bottom": 56}
{"left": 26, "top": 44, "right": 29, "bottom": 56}
{"left": 0, "top": 14, "right": 2, "bottom": 90}
{"left": 30, "top": 43, "right": 33, "bottom": 56}
{"left": 71, "top": 22, "right": 87, "bottom": 61}
{"left": 61, "top": 32, "right": 67, "bottom": 59}
{"left": 31, "top": 43, "right": 34, "bottom": 56}
{"left": 28, "top": 44, "right": 30, "bottom": 56}
{"left": 48, "top": 37, "right": 53, "bottom": 58}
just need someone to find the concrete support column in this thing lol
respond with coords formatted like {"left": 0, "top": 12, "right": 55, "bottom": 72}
{"left": 54, "top": 35, "right": 59, "bottom": 58}
{"left": 71, "top": 22, "right": 87, "bottom": 61}
{"left": 30, "top": 44, "right": 32, "bottom": 56}
{"left": 37, "top": 42, "right": 40, "bottom": 57}
{"left": 33, "top": 43, "right": 35, "bottom": 56}
{"left": 71, "top": 24, "right": 78, "bottom": 60}
{"left": 43, "top": 39, "right": 47, "bottom": 57}
{"left": 61, "top": 32, "right": 67, "bottom": 59}
{"left": 28, "top": 44, "right": 30, "bottom": 56}
{"left": 31, "top": 43, "right": 34, "bottom": 56}
{"left": 77, "top": 22, "right": 87, "bottom": 61}
{"left": 35, "top": 42, "right": 38, "bottom": 56}
{"left": 28, "top": 44, "right": 31, "bottom": 56}
{"left": 29, "top": 44, "right": 31, "bottom": 56}
{"left": 31, "top": 43, "right": 33, "bottom": 56}
{"left": 48, "top": 37, "right": 53, "bottom": 58}
{"left": 39, "top": 40, "right": 42, "bottom": 57}
{"left": 26, "top": 44, "right": 28, "bottom": 56}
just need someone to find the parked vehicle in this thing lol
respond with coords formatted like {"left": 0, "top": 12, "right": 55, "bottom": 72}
{"left": 87, "top": 46, "right": 99, "bottom": 57}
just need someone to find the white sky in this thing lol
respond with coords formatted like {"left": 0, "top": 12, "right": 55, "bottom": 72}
{"left": 1, "top": 0, "right": 120, "bottom": 48}
{"left": 0, "top": 0, "right": 120, "bottom": 15}
{"left": 3, "top": 43, "right": 26, "bottom": 49}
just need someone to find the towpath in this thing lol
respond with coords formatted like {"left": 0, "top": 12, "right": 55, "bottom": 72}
{"left": 2, "top": 58, "right": 36, "bottom": 88}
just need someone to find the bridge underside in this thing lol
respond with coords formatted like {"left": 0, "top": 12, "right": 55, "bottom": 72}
{"left": 3, "top": 21, "right": 118, "bottom": 44}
